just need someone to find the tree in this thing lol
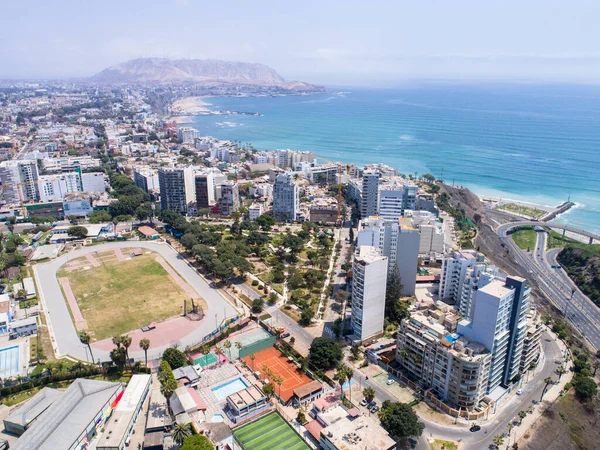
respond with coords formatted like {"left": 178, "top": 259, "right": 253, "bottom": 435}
{"left": 180, "top": 434, "right": 214, "bottom": 450}
{"left": 378, "top": 401, "right": 424, "bottom": 443}
{"left": 172, "top": 422, "right": 193, "bottom": 446}
{"left": 518, "top": 410, "right": 527, "bottom": 423}
{"left": 135, "top": 204, "right": 153, "bottom": 222}
{"left": 334, "top": 289, "right": 349, "bottom": 305}
{"left": 249, "top": 353, "right": 256, "bottom": 371}
{"left": 251, "top": 297, "right": 264, "bottom": 314}
{"left": 255, "top": 214, "right": 276, "bottom": 231}
{"left": 121, "top": 334, "right": 132, "bottom": 366}
{"left": 297, "top": 410, "right": 306, "bottom": 424}
{"left": 263, "top": 383, "right": 275, "bottom": 398}
{"left": 363, "top": 386, "right": 375, "bottom": 403}
{"left": 573, "top": 375, "right": 597, "bottom": 402}
{"left": 268, "top": 291, "right": 278, "bottom": 303}
{"left": 89, "top": 210, "right": 112, "bottom": 223}
{"left": 385, "top": 264, "right": 407, "bottom": 323}
{"left": 110, "top": 346, "right": 127, "bottom": 370}
{"left": 200, "top": 345, "right": 211, "bottom": 366}
{"left": 78, "top": 331, "right": 95, "bottom": 364}
{"left": 223, "top": 340, "right": 232, "bottom": 361}
{"left": 300, "top": 308, "right": 315, "bottom": 325}
{"left": 493, "top": 434, "right": 504, "bottom": 449}
{"left": 163, "top": 347, "right": 187, "bottom": 369}
{"left": 67, "top": 225, "right": 88, "bottom": 239}
{"left": 289, "top": 336, "right": 295, "bottom": 347}
{"left": 139, "top": 338, "right": 151, "bottom": 367}
{"left": 422, "top": 173, "right": 436, "bottom": 184}
{"left": 334, "top": 364, "right": 349, "bottom": 399}
{"left": 159, "top": 360, "right": 178, "bottom": 413}
{"left": 556, "top": 365, "right": 567, "bottom": 380}
{"left": 273, "top": 375, "right": 284, "bottom": 399}
{"left": 349, "top": 346, "right": 361, "bottom": 362}
{"left": 214, "top": 346, "right": 224, "bottom": 364}
{"left": 309, "top": 337, "right": 342, "bottom": 370}
{"left": 540, "top": 377, "right": 553, "bottom": 401}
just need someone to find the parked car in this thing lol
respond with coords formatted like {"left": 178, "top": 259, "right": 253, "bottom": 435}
{"left": 470, "top": 425, "right": 481, "bottom": 432}
{"left": 281, "top": 332, "right": 290, "bottom": 339}
{"left": 360, "top": 399, "right": 368, "bottom": 406}
{"left": 386, "top": 379, "right": 396, "bottom": 386}
{"left": 370, "top": 405, "right": 380, "bottom": 413}
{"left": 516, "top": 389, "right": 523, "bottom": 395}
{"left": 367, "top": 401, "right": 376, "bottom": 409}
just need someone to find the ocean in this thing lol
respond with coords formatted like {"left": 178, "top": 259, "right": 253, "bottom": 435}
{"left": 184, "top": 84, "right": 600, "bottom": 234}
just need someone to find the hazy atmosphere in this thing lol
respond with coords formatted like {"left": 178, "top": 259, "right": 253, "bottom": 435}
{"left": 3, "top": 0, "right": 600, "bottom": 84}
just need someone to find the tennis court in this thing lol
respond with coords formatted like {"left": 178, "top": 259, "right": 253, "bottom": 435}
{"left": 242, "top": 346, "right": 313, "bottom": 402}
{"left": 234, "top": 412, "right": 309, "bottom": 450}
{"left": 194, "top": 352, "right": 219, "bottom": 367}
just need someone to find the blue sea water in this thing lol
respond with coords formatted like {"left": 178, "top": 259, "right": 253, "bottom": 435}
{"left": 186, "top": 84, "right": 600, "bottom": 234}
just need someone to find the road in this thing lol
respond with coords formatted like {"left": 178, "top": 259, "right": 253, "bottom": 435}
{"left": 350, "top": 329, "right": 563, "bottom": 449}
{"left": 497, "top": 223, "right": 600, "bottom": 349}
{"left": 33, "top": 241, "right": 239, "bottom": 362}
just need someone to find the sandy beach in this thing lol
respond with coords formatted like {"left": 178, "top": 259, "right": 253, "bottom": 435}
{"left": 170, "top": 96, "right": 212, "bottom": 115}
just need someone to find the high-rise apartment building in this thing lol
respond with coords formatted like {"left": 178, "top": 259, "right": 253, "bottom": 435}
{"left": 195, "top": 173, "right": 216, "bottom": 209}
{"left": 457, "top": 276, "right": 531, "bottom": 392}
{"left": 360, "top": 170, "right": 379, "bottom": 218}
{"left": 218, "top": 181, "right": 240, "bottom": 216}
{"left": 272, "top": 173, "right": 299, "bottom": 221}
{"left": 357, "top": 216, "right": 420, "bottom": 295}
{"left": 439, "top": 250, "right": 483, "bottom": 304}
{"left": 37, "top": 173, "right": 81, "bottom": 202}
{"left": 177, "top": 127, "right": 200, "bottom": 144}
{"left": 351, "top": 246, "right": 388, "bottom": 341}
{"left": 158, "top": 167, "right": 195, "bottom": 214}
{"left": 378, "top": 184, "right": 418, "bottom": 222}
{"left": 133, "top": 167, "right": 159, "bottom": 193}
{"left": 0, "top": 160, "right": 40, "bottom": 204}
{"left": 457, "top": 264, "right": 498, "bottom": 319}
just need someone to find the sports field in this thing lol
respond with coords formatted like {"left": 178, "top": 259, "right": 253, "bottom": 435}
{"left": 194, "top": 352, "right": 219, "bottom": 367}
{"left": 234, "top": 412, "right": 309, "bottom": 450}
{"left": 57, "top": 250, "right": 201, "bottom": 340}
{"left": 242, "top": 346, "right": 313, "bottom": 402}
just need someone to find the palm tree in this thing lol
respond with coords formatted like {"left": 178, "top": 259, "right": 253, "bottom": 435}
{"left": 78, "top": 331, "right": 94, "bottom": 364}
{"left": 363, "top": 387, "right": 375, "bottom": 403}
{"left": 112, "top": 335, "right": 122, "bottom": 348}
{"left": 507, "top": 422, "right": 514, "bottom": 438}
{"left": 72, "top": 361, "right": 84, "bottom": 375}
{"left": 121, "top": 335, "right": 132, "bottom": 367}
{"left": 139, "top": 338, "right": 151, "bottom": 367}
{"left": 214, "top": 346, "right": 224, "bottom": 365}
{"left": 249, "top": 353, "right": 256, "bottom": 371}
{"left": 160, "top": 377, "right": 178, "bottom": 414}
{"left": 343, "top": 365, "right": 354, "bottom": 402}
{"left": 335, "top": 363, "right": 349, "bottom": 399}
{"left": 171, "top": 422, "right": 192, "bottom": 445}
{"left": 223, "top": 340, "right": 232, "bottom": 361}
{"left": 493, "top": 434, "right": 504, "bottom": 449}
{"left": 273, "top": 375, "right": 284, "bottom": 399}
{"left": 556, "top": 365, "right": 567, "bottom": 381}
{"left": 541, "top": 377, "right": 553, "bottom": 401}
{"left": 235, "top": 341, "right": 243, "bottom": 359}
{"left": 518, "top": 410, "right": 527, "bottom": 424}
{"left": 201, "top": 344, "right": 211, "bottom": 367}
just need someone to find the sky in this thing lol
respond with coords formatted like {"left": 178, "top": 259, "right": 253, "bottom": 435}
{"left": 2, "top": 0, "right": 600, "bottom": 85}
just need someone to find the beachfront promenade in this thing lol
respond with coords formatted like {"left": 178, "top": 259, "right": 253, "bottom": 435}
{"left": 33, "top": 241, "right": 239, "bottom": 362}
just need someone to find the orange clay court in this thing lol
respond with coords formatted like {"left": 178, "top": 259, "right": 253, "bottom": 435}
{"left": 243, "top": 346, "right": 313, "bottom": 403}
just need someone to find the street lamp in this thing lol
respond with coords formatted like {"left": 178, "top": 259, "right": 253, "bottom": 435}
{"left": 564, "top": 288, "right": 575, "bottom": 318}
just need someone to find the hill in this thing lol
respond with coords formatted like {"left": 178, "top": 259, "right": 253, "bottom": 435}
{"left": 557, "top": 246, "right": 600, "bottom": 306}
{"left": 90, "top": 58, "right": 324, "bottom": 91}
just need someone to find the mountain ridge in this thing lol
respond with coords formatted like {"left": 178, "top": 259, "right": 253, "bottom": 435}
{"left": 90, "top": 58, "right": 324, "bottom": 91}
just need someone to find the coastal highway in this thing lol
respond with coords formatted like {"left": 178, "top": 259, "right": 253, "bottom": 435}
{"left": 498, "top": 223, "right": 600, "bottom": 349}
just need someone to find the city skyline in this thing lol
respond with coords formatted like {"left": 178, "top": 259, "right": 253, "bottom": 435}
{"left": 2, "top": 0, "right": 600, "bottom": 84}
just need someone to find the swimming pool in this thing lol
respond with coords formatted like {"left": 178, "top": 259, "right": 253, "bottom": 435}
{"left": 211, "top": 414, "right": 224, "bottom": 423}
{"left": 211, "top": 377, "right": 249, "bottom": 401}
{"left": 0, "top": 345, "right": 20, "bottom": 379}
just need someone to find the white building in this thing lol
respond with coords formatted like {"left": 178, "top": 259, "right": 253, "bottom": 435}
{"left": 248, "top": 203, "right": 263, "bottom": 221}
{"left": 272, "top": 173, "right": 299, "bottom": 221}
{"left": 439, "top": 250, "right": 483, "bottom": 304}
{"left": 177, "top": 127, "right": 200, "bottom": 144}
{"left": 81, "top": 172, "right": 106, "bottom": 193}
{"left": 357, "top": 216, "right": 420, "bottom": 295}
{"left": 218, "top": 181, "right": 239, "bottom": 216}
{"left": 457, "top": 263, "right": 499, "bottom": 318}
{"left": 37, "top": 173, "right": 80, "bottom": 202}
{"left": 351, "top": 246, "right": 388, "bottom": 341}
{"left": 40, "top": 156, "right": 101, "bottom": 174}
{"left": 378, "top": 183, "right": 417, "bottom": 222}
{"left": 158, "top": 167, "right": 195, "bottom": 214}
{"left": 133, "top": 167, "right": 159, "bottom": 193}
{"left": 63, "top": 193, "right": 93, "bottom": 217}
{"left": 360, "top": 170, "right": 379, "bottom": 218}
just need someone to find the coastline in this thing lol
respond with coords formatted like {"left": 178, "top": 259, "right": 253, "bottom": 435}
{"left": 169, "top": 96, "right": 213, "bottom": 115}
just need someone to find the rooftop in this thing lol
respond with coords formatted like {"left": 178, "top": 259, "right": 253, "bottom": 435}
{"left": 4, "top": 387, "right": 62, "bottom": 427}
{"left": 320, "top": 408, "right": 395, "bottom": 450}
{"left": 227, "top": 385, "right": 266, "bottom": 409}
{"left": 479, "top": 279, "right": 513, "bottom": 299}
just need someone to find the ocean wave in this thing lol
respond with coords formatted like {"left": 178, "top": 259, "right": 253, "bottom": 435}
{"left": 215, "top": 121, "right": 242, "bottom": 128}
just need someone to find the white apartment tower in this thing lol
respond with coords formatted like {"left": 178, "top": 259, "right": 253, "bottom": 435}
{"left": 378, "top": 184, "right": 418, "bottom": 222}
{"left": 351, "top": 246, "right": 388, "bottom": 341}
{"left": 439, "top": 250, "right": 483, "bottom": 304}
{"left": 360, "top": 170, "right": 379, "bottom": 218}
{"left": 218, "top": 181, "right": 240, "bottom": 217}
{"left": 357, "top": 216, "right": 420, "bottom": 295}
{"left": 158, "top": 167, "right": 195, "bottom": 214}
{"left": 177, "top": 127, "right": 200, "bottom": 144}
{"left": 272, "top": 173, "right": 299, "bottom": 221}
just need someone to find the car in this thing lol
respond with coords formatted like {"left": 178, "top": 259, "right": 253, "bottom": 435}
{"left": 367, "top": 401, "right": 376, "bottom": 408}
{"left": 360, "top": 399, "right": 368, "bottom": 406}
{"left": 516, "top": 389, "right": 523, "bottom": 395}
{"left": 281, "top": 332, "right": 290, "bottom": 339}
{"left": 370, "top": 405, "right": 380, "bottom": 413}
{"left": 386, "top": 379, "right": 396, "bottom": 386}
{"left": 469, "top": 425, "right": 481, "bottom": 432}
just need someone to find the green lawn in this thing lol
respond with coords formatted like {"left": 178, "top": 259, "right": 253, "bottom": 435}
{"left": 57, "top": 252, "right": 191, "bottom": 340}
{"left": 547, "top": 230, "right": 582, "bottom": 249}
{"left": 429, "top": 439, "right": 458, "bottom": 450}
{"left": 234, "top": 412, "right": 309, "bottom": 450}
{"left": 510, "top": 227, "right": 537, "bottom": 250}
{"left": 498, "top": 202, "right": 546, "bottom": 218}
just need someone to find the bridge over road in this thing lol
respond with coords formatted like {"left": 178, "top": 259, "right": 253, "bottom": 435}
{"left": 497, "top": 220, "right": 600, "bottom": 244}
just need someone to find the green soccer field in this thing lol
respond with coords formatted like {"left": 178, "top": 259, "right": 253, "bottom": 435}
{"left": 234, "top": 412, "right": 309, "bottom": 450}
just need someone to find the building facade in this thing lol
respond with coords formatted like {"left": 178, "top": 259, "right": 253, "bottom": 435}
{"left": 217, "top": 181, "right": 239, "bottom": 216}
{"left": 158, "top": 167, "right": 195, "bottom": 214}
{"left": 360, "top": 170, "right": 379, "bottom": 218}
{"left": 272, "top": 173, "right": 299, "bottom": 221}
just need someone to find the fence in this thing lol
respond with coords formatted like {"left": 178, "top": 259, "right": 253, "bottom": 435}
{"left": 238, "top": 335, "right": 277, "bottom": 359}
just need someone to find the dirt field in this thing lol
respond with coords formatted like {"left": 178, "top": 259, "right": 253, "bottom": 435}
{"left": 57, "top": 250, "right": 203, "bottom": 341}
{"left": 519, "top": 393, "right": 600, "bottom": 450}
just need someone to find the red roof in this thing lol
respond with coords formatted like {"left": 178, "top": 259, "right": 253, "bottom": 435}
{"left": 187, "top": 387, "right": 207, "bottom": 410}
{"left": 138, "top": 226, "right": 159, "bottom": 237}
{"left": 347, "top": 407, "right": 361, "bottom": 418}
{"left": 304, "top": 420, "right": 325, "bottom": 441}
{"left": 416, "top": 275, "right": 438, "bottom": 282}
